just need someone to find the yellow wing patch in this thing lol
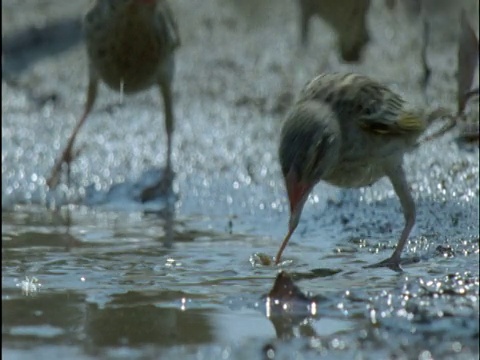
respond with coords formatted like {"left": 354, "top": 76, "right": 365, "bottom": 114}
{"left": 359, "top": 112, "right": 426, "bottom": 135}
{"left": 397, "top": 112, "right": 426, "bottom": 132}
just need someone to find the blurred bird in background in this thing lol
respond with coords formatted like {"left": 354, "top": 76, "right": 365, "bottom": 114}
{"left": 47, "top": 0, "right": 180, "bottom": 200}
{"left": 297, "top": 0, "right": 371, "bottom": 62}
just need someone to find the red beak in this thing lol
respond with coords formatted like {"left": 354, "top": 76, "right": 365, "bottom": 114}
{"left": 275, "top": 168, "right": 311, "bottom": 264}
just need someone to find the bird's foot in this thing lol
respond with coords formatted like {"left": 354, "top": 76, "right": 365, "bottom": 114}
{"left": 139, "top": 168, "right": 175, "bottom": 203}
{"left": 363, "top": 256, "right": 404, "bottom": 272}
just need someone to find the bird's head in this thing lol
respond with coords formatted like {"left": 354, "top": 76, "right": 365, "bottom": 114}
{"left": 279, "top": 100, "right": 341, "bottom": 233}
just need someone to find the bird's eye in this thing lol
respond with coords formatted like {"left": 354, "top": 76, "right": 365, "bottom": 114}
{"left": 363, "top": 107, "right": 373, "bottom": 116}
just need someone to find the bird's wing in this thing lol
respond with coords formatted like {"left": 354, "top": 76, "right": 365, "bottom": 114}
{"left": 156, "top": 1, "right": 181, "bottom": 50}
{"left": 300, "top": 73, "right": 426, "bottom": 135}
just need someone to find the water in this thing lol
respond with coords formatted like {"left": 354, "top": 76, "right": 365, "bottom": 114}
{"left": 2, "top": 0, "right": 479, "bottom": 359}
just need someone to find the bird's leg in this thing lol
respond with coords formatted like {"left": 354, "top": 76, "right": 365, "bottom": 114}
{"left": 161, "top": 79, "right": 175, "bottom": 248}
{"left": 364, "top": 163, "right": 415, "bottom": 272}
{"left": 139, "top": 77, "right": 175, "bottom": 247}
{"left": 47, "top": 78, "right": 98, "bottom": 189}
{"left": 164, "top": 78, "right": 175, "bottom": 248}
{"left": 298, "top": 0, "right": 313, "bottom": 47}
{"left": 139, "top": 77, "right": 175, "bottom": 199}
{"left": 161, "top": 80, "right": 174, "bottom": 187}
{"left": 163, "top": 197, "right": 175, "bottom": 249}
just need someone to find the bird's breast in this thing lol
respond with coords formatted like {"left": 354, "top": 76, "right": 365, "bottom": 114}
{"left": 86, "top": 18, "right": 167, "bottom": 93}
{"left": 322, "top": 160, "right": 386, "bottom": 188}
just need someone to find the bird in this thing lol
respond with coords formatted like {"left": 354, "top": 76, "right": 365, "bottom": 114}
{"left": 276, "top": 72, "right": 444, "bottom": 271}
{"left": 297, "top": 0, "right": 371, "bottom": 62}
{"left": 46, "top": 0, "right": 180, "bottom": 196}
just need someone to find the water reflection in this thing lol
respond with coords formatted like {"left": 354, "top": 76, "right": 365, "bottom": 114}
{"left": 85, "top": 302, "right": 214, "bottom": 347}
